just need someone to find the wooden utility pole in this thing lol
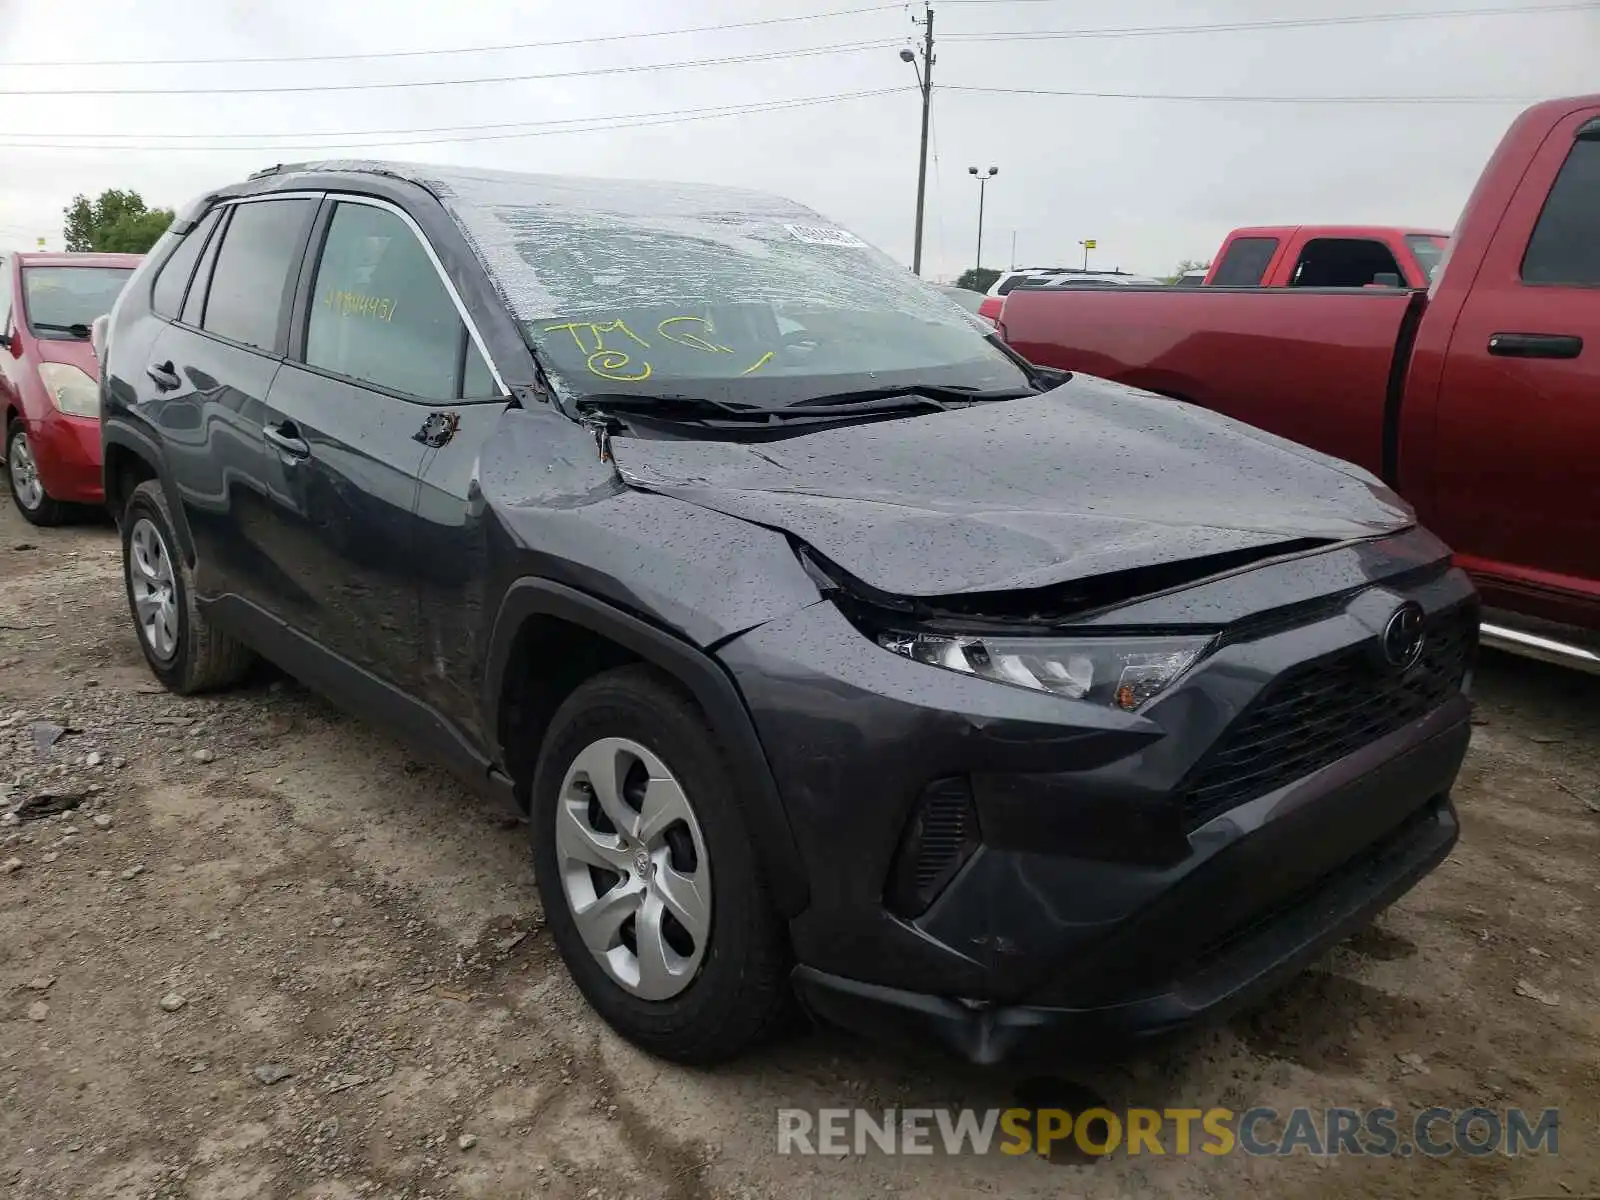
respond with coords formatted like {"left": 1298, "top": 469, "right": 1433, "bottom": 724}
{"left": 907, "top": 4, "right": 935, "bottom": 276}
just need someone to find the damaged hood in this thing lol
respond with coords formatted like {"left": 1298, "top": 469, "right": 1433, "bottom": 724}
{"left": 609, "top": 374, "right": 1412, "bottom": 597}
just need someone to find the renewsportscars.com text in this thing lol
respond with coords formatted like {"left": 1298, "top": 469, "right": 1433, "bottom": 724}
{"left": 776, "top": 1106, "right": 1559, "bottom": 1159}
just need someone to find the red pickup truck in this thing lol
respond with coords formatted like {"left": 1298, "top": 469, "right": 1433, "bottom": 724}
{"left": 1206, "top": 224, "right": 1449, "bottom": 288}
{"left": 999, "top": 94, "right": 1600, "bottom": 672}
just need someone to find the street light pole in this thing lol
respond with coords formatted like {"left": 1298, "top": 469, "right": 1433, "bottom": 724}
{"left": 902, "top": 4, "right": 935, "bottom": 276}
{"left": 968, "top": 166, "right": 997, "bottom": 277}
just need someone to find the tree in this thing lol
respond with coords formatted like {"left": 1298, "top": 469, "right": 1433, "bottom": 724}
{"left": 62, "top": 189, "right": 175, "bottom": 254}
{"left": 955, "top": 267, "right": 1001, "bottom": 292}
{"left": 1164, "top": 258, "right": 1211, "bottom": 284}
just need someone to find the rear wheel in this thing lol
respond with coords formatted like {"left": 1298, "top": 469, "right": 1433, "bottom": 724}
{"left": 531, "top": 666, "right": 791, "bottom": 1063}
{"left": 6, "top": 419, "right": 69, "bottom": 526}
{"left": 121, "top": 480, "right": 255, "bottom": 693}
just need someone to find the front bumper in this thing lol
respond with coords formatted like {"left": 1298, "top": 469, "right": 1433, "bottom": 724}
{"left": 792, "top": 737, "right": 1460, "bottom": 1064}
{"left": 26, "top": 411, "right": 103, "bottom": 504}
{"left": 717, "top": 539, "right": 1476, "bottom": 1062}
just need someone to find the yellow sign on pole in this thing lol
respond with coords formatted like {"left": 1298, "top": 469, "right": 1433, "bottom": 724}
{"left": 35, "top": 237, "right": 45, "bottom": 249}
{"left": 1083, "top": 239, "right": 1097, "bottom": 250}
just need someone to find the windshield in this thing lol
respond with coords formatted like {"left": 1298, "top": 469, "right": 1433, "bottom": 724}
{"left": 419, "top": 169, "right": 1031, "bottom": 407}
{"left": 1405, "top": 235, "right": 1449, "bottom": 283}
{"left": 22, "top": 266, "right": 134, "bottom": 337}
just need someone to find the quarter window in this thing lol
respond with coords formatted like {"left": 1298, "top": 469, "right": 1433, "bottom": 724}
{"left": 201, "top": 198, "right": 315, "bottom": 352}
{"left": 1522, "top": 129, "right": 1600, "bottom": 286}
{"left": 0, "top": 257, "right": 11, "bottom": 334}
{"left": 151, "top": 208, "right": 220, "bottom": 319}
{"left": 462, "top": 339, "right": 497, "bottom": 398}
{"left": 304, "top": 202, "right": 472, "bottom": 400}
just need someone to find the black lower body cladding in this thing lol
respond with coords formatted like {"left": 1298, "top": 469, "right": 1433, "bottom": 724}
{"left": 715, "top": 551, "right": 1478, "bottom": 1063}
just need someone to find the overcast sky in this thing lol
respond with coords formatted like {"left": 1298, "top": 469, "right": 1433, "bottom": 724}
{"left": 0, "top": 0, "right": 1594, "bottom": 279}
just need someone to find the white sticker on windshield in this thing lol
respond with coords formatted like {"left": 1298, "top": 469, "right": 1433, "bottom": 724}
{"left": 783, "top": 223, "right": 868, "bottom": 249}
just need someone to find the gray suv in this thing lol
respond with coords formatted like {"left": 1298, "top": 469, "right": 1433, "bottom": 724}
{"left": 99, "top": 161, "right": 1477, "bottom": 1064}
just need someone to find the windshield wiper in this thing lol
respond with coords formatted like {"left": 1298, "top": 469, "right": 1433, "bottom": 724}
{"left": 575, "top": 392, "right": 947, "bottom": 426}
{"left": 30, "top": 321, "right": 92, "bottom": 339}
{"left": 785, "top": 383, "right": 1038, "bottom": 409}
{"left": 576, "top": 393, "right": 774, "bottom": 421}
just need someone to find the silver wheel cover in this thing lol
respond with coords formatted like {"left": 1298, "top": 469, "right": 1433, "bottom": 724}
{"left": 555, "top": 737, "right": 712, "bottom": 1001}
{"left": 127, "top": 517, "right": 180, "bottom": 662}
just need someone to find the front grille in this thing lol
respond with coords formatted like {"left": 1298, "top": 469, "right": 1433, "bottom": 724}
{"left": 1180, "top": 605, "right": 1476, "bottom": 828}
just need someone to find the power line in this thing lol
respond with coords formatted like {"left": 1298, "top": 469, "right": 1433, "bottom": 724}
{"left": 0, "top": 37, "right": 900, "bottom": 96}
{"left": 946, "top": 83, "right": 1543, "bottom": 103}
{"left": 0, "top": 4, "right": 904, "bottom": 69}
{"left": 946, "top": 2, "right": 1600, "bottom": 42}
{"left": 0, "top": 88, "right": 911, "bottom": 152}
{"left": 0, "top": 88, "right": 912, "bottom": 143}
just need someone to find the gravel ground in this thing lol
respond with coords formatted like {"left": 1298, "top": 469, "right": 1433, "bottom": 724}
{"left": 1, "top": 499, "right": 1597, "bottom": 1200}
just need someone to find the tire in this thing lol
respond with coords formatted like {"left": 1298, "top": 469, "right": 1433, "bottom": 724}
{"left": 6, "top": 418, "right": 70, "bottom": 527}
{"left": 531, "top": 665, "right": 791, "bottom": 1064}
{"left": 121, "top": 479, "right": 255, "bottom": 694}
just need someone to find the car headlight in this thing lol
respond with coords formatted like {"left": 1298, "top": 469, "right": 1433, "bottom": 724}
{"left": 876, "top": 630, "right": 1213, "bottom": 711}
{"left": 37, "top": 362, "right": 99, "bottom": 418}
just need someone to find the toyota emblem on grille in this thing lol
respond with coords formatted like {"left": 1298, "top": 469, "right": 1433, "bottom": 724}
{"left": 1381, "top": 602, "right": 1427, "bottom": 670}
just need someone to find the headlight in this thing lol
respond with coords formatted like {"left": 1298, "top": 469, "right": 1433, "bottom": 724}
{"left": 37, "top": 362, "right": 99, "bottom": 417}
{"left": 876, "top": 630, "right": 1212, "bottom": 711}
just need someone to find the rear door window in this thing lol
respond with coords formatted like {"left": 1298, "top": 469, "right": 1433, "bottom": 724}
{"left": 1289, "top": 238, "right": 1404, "bottom": 287}
{"left": 1210, "top": 237, "right": 1279, "bottom": 286}
{"left": 1521, "top": 126, "right": 1600, "bottom": 286}
{"left": 302, "top": 201, "right": 477, "bottom": 400}
{"left": 201, "top": 198, "right": 316, "bottom": 353}
{"left": 151, "top": 208, "right": 221, "bottom": 319}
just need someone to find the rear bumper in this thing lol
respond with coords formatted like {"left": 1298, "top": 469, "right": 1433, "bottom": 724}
{"left": 26, "top": 411, "right": 103, "bottom": 503}
{"left": 793, "top": 728, "right": 1462, "bottom": 1064}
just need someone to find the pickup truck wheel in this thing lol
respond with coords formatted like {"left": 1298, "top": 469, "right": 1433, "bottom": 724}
{"left": 121, "top": 480, "right": 255, "bottom": 694}
{"left": 530, "top": 665, "right": 791, "bottom": 1064}
{"left": 6, "top": 419, "right": 69, "bottom": 527}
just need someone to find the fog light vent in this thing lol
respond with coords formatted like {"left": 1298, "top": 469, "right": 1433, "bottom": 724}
{"left": 885, "top": 777, "right": 981, "bottom": 918}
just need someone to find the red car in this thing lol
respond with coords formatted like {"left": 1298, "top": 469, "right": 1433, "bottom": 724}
{"left": 2, "top": 251, "right": 140, "bottom": 524}
{"left": 997, "top": 94, "right": 1600, "bottom": 671}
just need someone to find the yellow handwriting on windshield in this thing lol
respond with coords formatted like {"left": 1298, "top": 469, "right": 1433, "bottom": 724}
{"left": 656, "top": 316, "right": 733, "bottom": 354}
{"left": 544, "top": 316, "right": 781, "bottom": 383}
{"left": 543, "top": 319, "right": 653, "bottom": 382}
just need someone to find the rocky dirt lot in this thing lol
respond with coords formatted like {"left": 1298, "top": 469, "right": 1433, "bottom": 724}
{"left": 1, "top": 498, "right": 1597, "bottom": 1200}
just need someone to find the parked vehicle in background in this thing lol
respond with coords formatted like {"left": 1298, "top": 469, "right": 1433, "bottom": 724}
{"left": 2, "top": 251, "right": 140, "bottom": 524}
{"left": 1174, "top": 267, "right": 1208, "bottom": 287}
{"left": 101, "top": 161, "right": 1473, "bottom": 1067}
{"left": 976, "top": 266, "right": 1152, "bottom": 324}
{"left": 999, "top": 93, "right": 1600, "bottom": 671}
{"left": 1207, "top": 225, "right": 1449, "bottom": 288}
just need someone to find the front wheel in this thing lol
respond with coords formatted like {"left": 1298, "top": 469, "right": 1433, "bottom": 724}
{"left": 6, "top": 419, "right": 69, "bottom": 526}
{"left": 531, "top": 666, "right": 791, "bottom": 1063}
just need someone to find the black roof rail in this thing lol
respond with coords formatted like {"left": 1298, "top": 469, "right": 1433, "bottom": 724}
{"left": 247, "top": 164, "right": 285, "bottom": 180}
